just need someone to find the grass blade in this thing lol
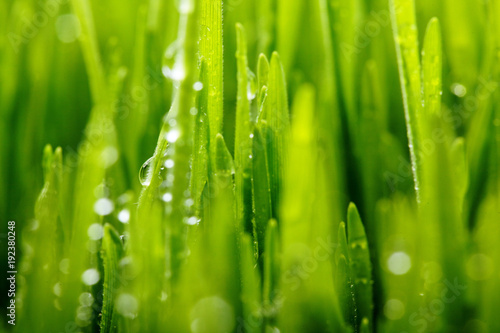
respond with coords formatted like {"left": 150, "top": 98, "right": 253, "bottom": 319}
{"left": 100, "top": 224, "right": 124, "bottom": 333}
{"left": 234, "top": 23, "right": 253, "bottom": 233}
{"left": 390, "top": 0, "right": 423, "bottom": 201}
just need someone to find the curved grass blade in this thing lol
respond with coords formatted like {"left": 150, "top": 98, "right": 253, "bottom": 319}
{"left": 389, "top": 0, "right": 423, "bottom": 201}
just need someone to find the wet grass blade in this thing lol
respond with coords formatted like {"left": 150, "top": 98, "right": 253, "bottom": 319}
{"left": 234, "top": 23, "right": 253, "bottom": 233}
{"left": 390, "top": 0, "right": 423, "bottom": 201}
{"left": 200, "top": 0, "right": 223, "bottom": 160}
{"left": 100, "top": 224, "right": 124, "bottom": 333}
{"left": 347, "top": 203, "right": 373, "bottom": 332}
{"left": 263, "top": 52, "right": 289, "bottom": 220}
{"left": 252, "top": 123, "right": 272, "bottom": 258}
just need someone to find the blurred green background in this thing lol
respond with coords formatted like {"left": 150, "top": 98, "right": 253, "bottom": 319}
{"left": 1, "top": 0, "right": 499, "bottom": 332}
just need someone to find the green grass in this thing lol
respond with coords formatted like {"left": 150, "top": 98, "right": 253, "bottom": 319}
{"left": 1, "top": 0, "right": 499, "bottom": 332}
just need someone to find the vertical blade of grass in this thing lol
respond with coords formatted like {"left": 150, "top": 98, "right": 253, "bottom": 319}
{"left": 128, "top": 1, "right": 200, "bottom": 330}
{"left": 190, "top": 61, "right": 209, "bottom": 217}
{"left": 240, "top": 234, "right": 263, "bottom": 333}
{"left": 100, "top": 223, "right": 124, "bottom": 333}
{"left": 263, "top": 218, "right": 279, "bottom": 327}
{"left": 234, "top": 23, "right": 253, "bottom": 233}
{"left": 263, "top": 52, "right": 289, "bottom": 220}
{"left": 279, "top": 84, "right": 344, "bottom": 332}
{"left": 70, "top": 0, "right": 107, "bottom": 105}
{"left": 347, "top": 203, "right": 373, "bottom": 332}
{"left": 200, "top": 0, "right": 223, "bottom": 161}
{"left": 252, "top": 123, "right": 272, "bottom": 258}
{"left": 420, "top": 18, "right": 468, "bottom": 326}
{"left": 335, "top": 222, "right": 356, "bottom": 331}
{"left": 18, "top": 145, "right": 63, "bottom": 332}
{"left": 390, "top": 0, "right": 423, "bottom": 201}
{"left": 257, "top": 54, "right": 270, "bottom": 118}
{"left": 276, "top": 0, "right": 303, "bottom": 72}
{"left": 257, "top": 0, "right": 275, "bottom": 55}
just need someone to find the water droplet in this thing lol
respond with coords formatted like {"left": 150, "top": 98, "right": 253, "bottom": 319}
{"left": 185, "top": 198, "right": 194, "bottom": 207}
{"left": 247, "top": 69, "right": 257, "bottom": 101}
{"left": 184, "top": 216, "right": 199, "bottom": 225}
{"left": 94, "top": 198, "right": 114, "bottom": 216}
{"left": 166, "top": 129, "right": 180, "bottom": 143}
{"left": 54, "top": 299, "right": 62, "bottom": 311}
{"left": 170, "top": 65, "right": 186, "bottom": 81}
{"left": 118, "top": 209, "right": 130, "bottom": 223}
{"left": 451, "top": 83, "right": 467, "bottom": 97}
{"left": 162, "top": 193, "right": 173, "bottom": 202}
{"left": 139, "top": 157, "right": 154, "bottom": 186}
{"left": 165, "top": 159, "right": 175, "bottom": 168}
{"left": 193, "top": 81, "right": 204, "bottom": 91}
{"left": 190, "top": 107, "right": 198, "bottom": 115}
{"left": 59, "top": 258, "right": 70, "bottom": 274}
{"left": 116, "top": 293, "right": 139, "bottom": 319}
{"left": 55, "top": 14, "right": 81, "bottom": 43}
{"left": 190, "top": 296, "right": 235, "bottom": 333}
{"left": 81, "top": 268, "right": 100, "bottom": 286}
{"left": 249, "top": 133, "right": 254, "bottom": 139}
{"left": 466, "top": 253, "right": 494, "bottom": 281}
{"left": 79, "top": 292, "right": 94, "bottom": 307}
{"left": 94, "top": 183, "right": 110, "bottom": 198}
{"left": 387, "top": 251, "right": 411, "bottom": 275}
{"left": 162, "top": 65, "right": 172, "bottom": 79}
{"left": 101, "top": 146, "right": 119, "bottom": 168}
{"left": 87, "top": 223, "right": 104, "bottom": 240}
{"left": 384, "top": 299, "right": 405, "bottom": 320}
{"left": 76, "top": 305, "right": 92, "bottom": 324}
{"left": 160, "top": 291, "right": 168, "bottom": 302}
{"left": 168, "top": 120, "right": 177, "bottom": 129}
{"left": 53, "top": 282, "right": 62, "bottom": 297}
{"left": 178, "top": 0, "right": 194, "bottom": 13}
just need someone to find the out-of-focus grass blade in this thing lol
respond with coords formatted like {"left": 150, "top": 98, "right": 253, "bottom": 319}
{"left": 359, "top": 60, "right": 387, "bottom": 229}
{"left": 390, "top": 0, "right": 423, "bottom": 201}
{"left": 234, "top": 23, "right": 253, "bottom": 234}
{"left": 420, "top": 18, "right": 468, "bottom": 327}
{"left": 252, "top": 123, "right": 272, "bottom": 258}
{"left": 279, "top": 84, "right": 344, "bottom": 332}
{"left": 70, "top": 0, "right": 107, "bottom": 105}
{"left": 347, "top": 203, "right": 373, "bottom": 332}
{"left": 240, "top": 234, "right": 262, "bottom": 333}
{"left": 276, "top": 0, "right": 303, "bottom": 72}
{"left": 18, "top": 145, "right": 63, "bottom": 332}
{"left": 100, "top": 223, "right": 124, "bottom": 333}
{"left": 473, "top": 193, "right": 500, "bottom": 332}
{"left": 329, "top": 0, "right": 364, "bottom": 136}
{"left": 263, "top": 219, "right": 279, "bottom": 327}
{"left": 257, "top": 0, "right": 275, "bottom": 55}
